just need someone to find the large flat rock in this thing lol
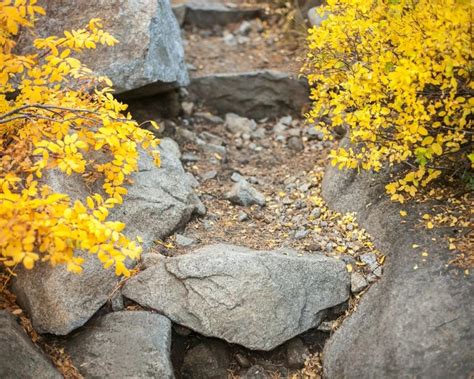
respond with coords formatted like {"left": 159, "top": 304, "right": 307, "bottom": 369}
{"left": 188, "top": 70, "right": 309, "bottom": 119}
{"left": 0, "top": 310, "right": 61, "bottom": 378}
{"left": 12, "top": 138, "right": 201, "bottom": 335}
{"left": 175, "top": 2, "right": 262, "bottom": 28}
{"left": 66, "top": 311, "right": 173, "bottom": 378}
{"left": 123, "top": 244, "right": 349, "bottom": 351}
{"left": 321, "top": 161, "right": 474, "bottom": 378}
{"left": 17, "top": 0, "right": 188, "bottom": 98}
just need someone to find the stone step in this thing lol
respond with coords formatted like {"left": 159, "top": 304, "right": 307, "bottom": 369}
{"left": 173, "top": 1, "right": 262, "bottom": 28}
{"left": 187, "top": 70, "right": 309, "bottom": 119}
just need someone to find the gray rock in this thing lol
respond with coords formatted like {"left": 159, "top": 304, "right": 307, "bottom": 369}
{"left": 109, "top": 291, "right": 125, "bottom": 312}
{"left": 295, "top": 229, "right": 310, "bottom": 240}
{"left": 243, "top": 365, "right": 270, "bottom": 379}
{"left": 202, "top": 170, "right": 218, "bottom": 181}
{"left": 359, "top": 252, "right": 378, "bottom": 272}
{"left": 182, "top": 152, "right": 200, "bottom": 163}
{"left": 173, "top": 324, "right": 192, "bottom": 337}
{"left": 321, "top": 151, "right": 474, "bottom": 378}
{"left": 66, "top": 311, "right": 173, "bottom": 378}
{"left": 288, "top": 136, "right": 304, "bottom": 151}
{"left": 286, "top": 338, "right": 310, "bottom": 369}
{"left": 189, "top": 71, "right": 309, "bottom": 119}
{"left": 252, "top": 127, "right": 266, "bottom": 139}
{"left": 122, "top": 244, "right": 350, "bottom": 350}
{"left": 176, "top": 127, "right": 198, "bottom": 143}
{"left": 141, "top": 252, "right": 164, "bottom": 270}
{"left": 238, "top": 211, "right": 249, "bottom": 222}
{"left": 200, "top": 131, "right": 225, "bottom": 146}
{"left": 0, "top": 311, "right": 61, "bottom": 379}
{"left": 231, "top": 172, "right": 246, "bottom": 183}
{"left": 176, "top": 234, "right": 196, "bottom": 247}
{"left": 273, "top": 122, "right": 288, "bottom": 134}
{"left": 238, "top": 20, "right": 253, "bottom": 35}
{"left": 110, "top": 138, "right": 202, "bottom": 248}
{"left": 279, "top": 115, "right": 293, "bottom": 126}
{"left": 13, "top": 251, "right": 118, "bottom": 335}
{"left": 197, "top": 141, "right": 227, "bottom": 159}
{"left": 225, "top": 181, "right": 266, "bottom": 207}
{"left": 225, "top": 113, "right": 257, "bottom": 135}
{"left": 181, "top": 340, "right": 230, "bottom": 379}
{"left": 183, "top": 3, "right": 261, "bottom": 28}
{"left": 17, "top": 0, "right": 188, "bottom": 97}
{"left": 13, "top": 138, "right": 199, "bottom": 335}
{"left": 185, "top": 172, "right": 200, "bottom": 188}
{"left": 195, "top": 112, "right": 224, "bottom": 124}
{"left": 172, "top": 4, "right": 187, "bottom": 26}
{"left": 306, "top": 126, "right": 325, "bottom": 140}
{"left": 350, "top": 272, "right": 368, "bottom": 294}
{"left": 317, "top": 320, "right": 334, "bottom": 333}
{"left": 182, "top": 101, "right": 195, "bottom": 116}
{"left": 235, "top": 353, "right": 251, "bottom": 368}
{"left": 308, "top": 6, "right": 330, "bottom": 27}
{"left": 223, "top": 31, "right": 237, "bottom": 47}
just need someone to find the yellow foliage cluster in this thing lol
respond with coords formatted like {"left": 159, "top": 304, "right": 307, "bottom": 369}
{"left": 304, "top": 0, "right": 473, "bottom": 202}
{"left": 0, "top": 1, "right": 160, "bottom": 275}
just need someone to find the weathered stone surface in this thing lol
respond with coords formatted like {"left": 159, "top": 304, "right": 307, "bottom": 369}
{"left": 0, "top": 311, "right": 62, "bottom": 379}
{"left": 12, "top": 138, "right": 201, "bottom": 335}
{"left": 174, "top": 2, "right": 262, "bottom": 28}
{"left": 321, "top": 156, "right": 474, "bottom": 378}
{"left": 188, "top": 71, "right": 309, "bottom": 119}
{"left": 66, "top": 311, "right": 173, "bottom": 378}
{"left": 123, "top": 244, "right": 350, "bottom": 350}
{"left": 181, "top": 340, "right": 230, "bottom": 379}
{"left": 17, "top": 0, "right": 188, "bottom": 97}
{"left": 12, "top": 252, "right": 118, "bottom": 335}
{"left": 225, "top": 180, "right": 266, "bottom": 207}
{"left": 286, "top": 337, "right": 310, "bottom": 369}
{"left": 111, "top": 137, "right": 203, "bottom": 248}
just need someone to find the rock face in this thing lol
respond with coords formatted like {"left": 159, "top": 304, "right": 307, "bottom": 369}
{"left": 188, "top": 71, "right": 309, "bottom": 119}
{"left": 321, "top": 163, "right": 474, "bottom": 378}
{"left": 123, "top": 244, "right": 350, "bottom": 351}
{"left": 12, "top": 138, "right": 201, "bottom": 335}
{"left": 181, "top": 3, "right": 262, "bottom": 28}
{"left": 181, "top": 340, "right": 230, "bottom": 379}
{"left": 110, "top": 138, "right": 202, "bottom": 248}
{"left": 0, "top": 310, "right": 62, "bottom": 379}
{"left": 17, "top": 0, "right": 188, "bottom": 97}
{"left": 225, "top": 180, "right": 266, "bottom": 207}
{"left": 12, "top": 252, "right": 118, "bottom": 336}
{"left": 65, "top": 311, "right": 173, "bottom": 378}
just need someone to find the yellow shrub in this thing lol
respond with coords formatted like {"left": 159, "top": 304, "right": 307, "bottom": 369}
{"left": 304, "top": 0, "right": 473, "bottom": 202}
{"left": 0, "top": 1, "right": 160, "bottom": 275}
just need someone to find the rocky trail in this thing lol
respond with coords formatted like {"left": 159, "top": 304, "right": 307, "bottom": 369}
{"left": 126, "top": 2, "right": 383, "bottom": 376}
{"left": 2, "top": 1, "right": 472, "bottom": 379}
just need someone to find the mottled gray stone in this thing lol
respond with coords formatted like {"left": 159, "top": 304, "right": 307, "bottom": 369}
{"left": 321, "top": 144, "right": 474, "bottom": 378}
{"left": 66, "top": 311, "right": 173, "bottom": 378}
{"left": 110, "top": 137, "right": 202, "bottom": 248}
{"left": 182, "top": 2, "right": 261, "bottom": 28}
{"left": 12, "top": 138, "right": 200, "bottom": 335}
{"left": 225, "top": 181, "right": 266, "bottom": 207}
{"left": 0, "top": 311, "right": 61, "bottom": 379}
{"left": 17, "top": 0, "right": 188, "bottom": 97}
{"left": 286, "top": 337, "right": 310, "bottom": 369}
{"left": 350, "top": 272, "right": 368, "bottom": 294}
{"left": 12, "top": 252, "right": 118, "bottom": 335}
{"left": 189, "top": 71, "right": 309, "bottom": 119}
{"left": 123, "top": 244, "right": 350, "bottom": 350}
{"left": 181, "top": 340, "right": 230, "bottom": 379}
